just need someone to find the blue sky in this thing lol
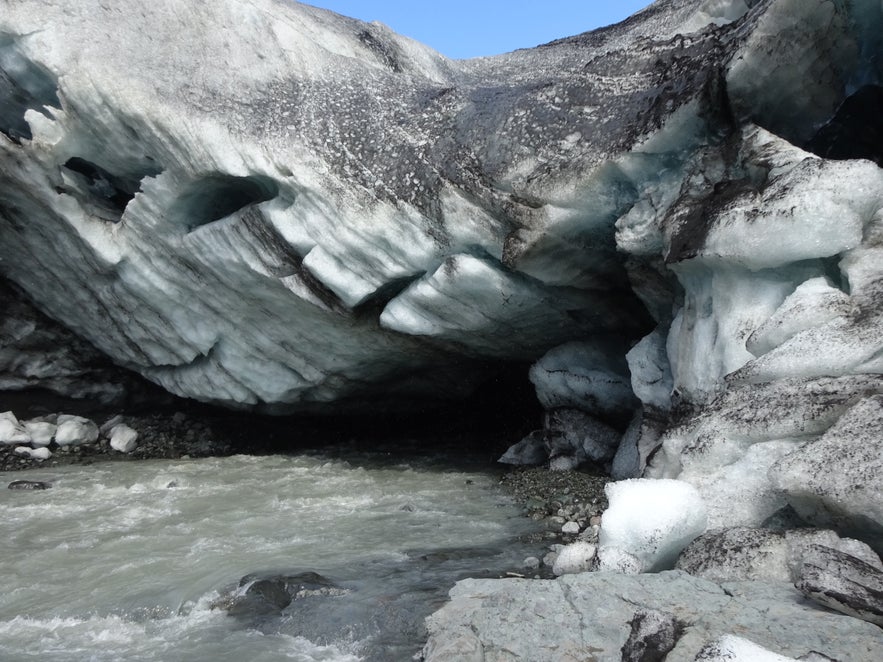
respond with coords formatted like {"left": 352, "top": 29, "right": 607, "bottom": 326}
{"left": 302, "top": 1, "right": 654, "bottom": 59}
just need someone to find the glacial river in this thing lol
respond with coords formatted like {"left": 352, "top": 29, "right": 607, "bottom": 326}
{"left": 0, "top": 453, "right": 540, "bottom": 661}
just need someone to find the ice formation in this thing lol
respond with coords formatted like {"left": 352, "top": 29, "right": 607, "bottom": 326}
{"left": 1, "top": 0, "right": 882, "bottom": 573}
{"left": 598, "top": 479, "right": 708, "bottom": 573}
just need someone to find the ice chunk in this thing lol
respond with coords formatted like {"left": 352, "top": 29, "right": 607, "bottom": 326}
{"left": 530, "top": 340, "right": 637, "bottom": 417}
{"left": 599, "top": 479, "right": 708, "bottom": 573}
{"left": 770, "top": 395, "right": 883, "bottom": 552}
{"left": 0, "top": 411, "right": 30, "bottom": 445}
{"left": 679, "top": 440, "right": 798, "bottom": 529}
{"left": 626, "top": 328, "right": 673, "bottom": 411}
{"left": 14, "top": 446, "right": 51, "bottom": 461}
{"left": 694, "top": 635, "right": 798, "bottom": 661}
{"left": 746, "top": 277, "right": 851, "bottom": 357}
{"left": 54, "top": 415, "right": 99, "bottom": 446}
{"left": 24, "top": 421, "right": 56, "bottom": 447}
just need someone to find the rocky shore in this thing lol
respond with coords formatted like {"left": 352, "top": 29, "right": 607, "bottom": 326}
{"left": 0, "top": 408, "right": 231, "bottom": 472}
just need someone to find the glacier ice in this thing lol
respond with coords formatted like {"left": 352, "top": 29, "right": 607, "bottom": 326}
{"left": 599, "top": 479, "right": 708, "bottom": 573}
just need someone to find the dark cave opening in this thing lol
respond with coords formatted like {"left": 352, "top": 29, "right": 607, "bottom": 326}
{"left": 61, "top": 157, "right": 155, "bottom": 220}
{"left": 0, "top": 37, "right": 60, "bottom": 142}
{"left": 805, "top": 85, "right": 883, "bottom": 166}
{"left": 4, "top": 359, "right": 544, "bottom": 467}
{"left": 172, "top": 174, "right": 280, "bottom": 232}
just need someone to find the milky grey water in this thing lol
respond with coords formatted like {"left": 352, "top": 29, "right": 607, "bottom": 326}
{"left": 0, "top": 453, "right": 540, "bottom": 661}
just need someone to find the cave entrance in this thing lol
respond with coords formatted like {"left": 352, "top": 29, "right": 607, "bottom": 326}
{"left": 172, "top": 174, "right": 280, "bottom": 232}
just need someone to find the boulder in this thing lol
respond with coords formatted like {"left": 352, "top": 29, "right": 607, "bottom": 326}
{"left": 422, "top": 571, "right": 883, "bottom": 662}
{"left": 552, "top": 541, "right": 596, "bottom": 576}
{"left": 545, "top": 409, "right": 621, "bottom": 470}
{"left": 109, "top": 424, "right": 138, "bottom": 453}
{"left": 498, "top": 430, "right": 546, "bottom": 466}
{"left": 54, "top": 415, "right": 99, "bottom": 446}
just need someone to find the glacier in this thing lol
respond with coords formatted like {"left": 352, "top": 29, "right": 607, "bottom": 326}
{"left": 3, "top": 0, "right": 883, "bottom": 658}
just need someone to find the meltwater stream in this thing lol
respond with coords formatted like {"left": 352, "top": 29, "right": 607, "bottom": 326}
{"left": 0, "top": 453, "right": 540, "bottom": 661}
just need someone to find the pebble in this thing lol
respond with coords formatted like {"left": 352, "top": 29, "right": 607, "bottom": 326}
{"left": 522, "top": 556, "right": 540, "bottom": 570}
{"left": 562, "top": 521, "right": 580, "bottom": 535}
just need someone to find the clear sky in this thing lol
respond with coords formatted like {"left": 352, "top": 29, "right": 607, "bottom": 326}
{"left": 302, "top": 1, "right": 654, "bottom": 59}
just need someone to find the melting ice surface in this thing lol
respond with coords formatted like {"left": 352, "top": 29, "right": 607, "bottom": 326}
{"left": 0, "top": 453, "right": 540, "bottom": 661}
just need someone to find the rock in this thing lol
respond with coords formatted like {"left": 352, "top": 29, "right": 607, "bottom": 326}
{"left": 677, "top": 527, "right": 883, "bottom": 583}
{"left": 0, "top": 411, "right": 30, "bottom": 445}
{"left": 498, "top": 430, "right": 546, "bottom": 466}
{"left": 213, "top": 571, "right": 345, "bottom": 619}
{"left": 795, "top": 544, "right": 883, "bottom": 627}
{"left": 99, "top": 414, "right": 126, "bottom": 437}
{"left": 24, "top": 420, "right": 56, "bottom": 447}
{"left": 598, "top": 479, "right": 707, "bottom": 573}
{"left": 109, "top": 424, "right": 138, "bottom": 453}
{"left": 561, "top": 521, "right": 580, "bottom": 535}
{"left": 13, "top": 446, "right": 51, "bottom": 461}
{"left": 545, "top": 408, "right": 622, "bottom": 469}
{"left": 423, "top": 571, "right": 883, "bottom": 662}
{"left": 522, "top": 557, "right": 540, "bottom": 571}
{"left": 219, "top": 578, "right": 292, "bottom": 617}
{"left": 7, "top": 480, "right": 50, "bottom": 490}
{"left": 552, "top": 541, "right": 596, "bottom": 576}
{"left": 770, "top": 395, "right": 883, "bottom": 552}
{"left": 54, "top": 415, "right": 99, "bottom": 446}
{"left": 621, "top": 608, "right": 685, "bottom": 662}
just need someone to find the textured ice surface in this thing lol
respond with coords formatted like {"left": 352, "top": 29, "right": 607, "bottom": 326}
{"left": 694, "top": 635, "right": 799, "bottom": 662}
{"left": 770, "top": 395, "right": 883, "bottom": 552}
{"left": 530, "top": 341, "right": 636, "bottom": 418}
{"left": 599, "top": 479, "right": 708, "bottom": 572}
{"left": 677, "top": 527, "right": 883, "bottom": 583}
{"left": 4, "top": 0, "right": 879, "bottom": 412}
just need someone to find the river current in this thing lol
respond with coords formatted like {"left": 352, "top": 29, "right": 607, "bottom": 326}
{"left": 0, "top": 452, "right": 540, "bottom": 661}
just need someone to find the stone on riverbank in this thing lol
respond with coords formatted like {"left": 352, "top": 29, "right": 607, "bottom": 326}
{"left": 109, "top": 424, "right": 138, "bottom": 453}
